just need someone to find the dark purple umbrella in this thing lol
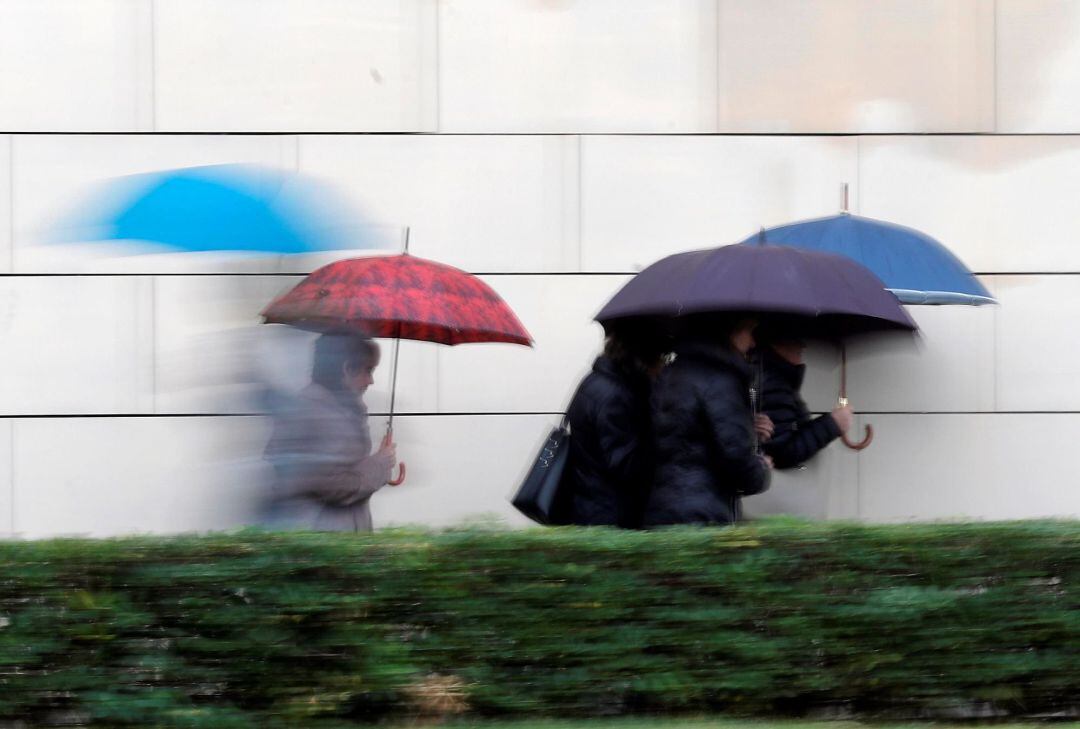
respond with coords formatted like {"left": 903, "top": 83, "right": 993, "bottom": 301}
{"left": 596, "top": 243, "right": 918, "bottom": 450}
{"left": 596, "top": 243, "right": 916, "bottom": 335}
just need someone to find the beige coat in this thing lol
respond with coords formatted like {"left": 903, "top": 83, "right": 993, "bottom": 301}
{"left": 263, "top": 383, "right": 393, "bottom": 532}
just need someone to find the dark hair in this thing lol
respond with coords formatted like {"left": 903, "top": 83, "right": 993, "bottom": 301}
{"left": 680, "top": 313, "right": 756, "bottom": 351}
{"left": 311, "top": 334, "right": 381, "bottom": 391}
{"left": 754, "top": 315, "right": 808, "bottom": 347}
{"left": 602, "top": 322, "right": 670, "bottom": 373}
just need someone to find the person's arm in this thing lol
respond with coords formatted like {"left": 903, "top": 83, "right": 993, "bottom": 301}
{"left": 701, "top": 381, "right": 770, "bottom": 496}
{"left": 270, "top": 407, "right": 395, "bottom": 507}
{"left": 318, "top": 451, "right": 395, "bottom": 506}
{"left": 764, "top": 412, "right": 841, "bottom": 469}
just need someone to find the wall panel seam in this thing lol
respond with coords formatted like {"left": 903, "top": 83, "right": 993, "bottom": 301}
{"left": 12, "top": 132, "right": 1080, "bottom": 138}
{"left": 0, "top": 271, "right": 1075, "bottom": 278}
{"left": 433, "top": 0, "right": 442, "bottom": 132}
{"left": 576, "top": 135, "right": 583, "bottom": 271}
{"left": 7, "top": 424, "right": 13, "bottom": 534}
{"left": 992, "top": 0, "right": 999, "bottom": 134}
{"left": 6, "top": 136, "right": 12, "bottom": 272}
{"left": 855, "top": 135, "right": 862, "bottom": 214}
{"left": 3, "top": 411, "right": 1080, "bottom": 419}
{"left": 150, "top": 276, "right": 157, "bottom": 413}
{"left": 150, "top": 0, "right": 157, "bottom": 131}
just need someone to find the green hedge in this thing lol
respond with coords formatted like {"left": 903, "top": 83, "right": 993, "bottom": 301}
{"left": 0, "top": 521, "right": 1077, "bottom": 726}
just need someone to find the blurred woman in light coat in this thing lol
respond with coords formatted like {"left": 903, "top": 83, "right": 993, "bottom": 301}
{"left": 262, "top": 334, "right": 397, "bottom": 532}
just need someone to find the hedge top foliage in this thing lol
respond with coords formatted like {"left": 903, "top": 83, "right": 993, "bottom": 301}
{"left": 0, "top": 519, "right": 1077, "bottom": 727}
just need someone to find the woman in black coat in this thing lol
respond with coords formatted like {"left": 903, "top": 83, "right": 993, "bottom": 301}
{"left": 753, "top": 319, "right": 853, "bottom": 470}
{"left": 564, "top": 328, "right": 666, "bottom": 528}
{"left": 644, "top": 316, "right": 772, "bottom": 527}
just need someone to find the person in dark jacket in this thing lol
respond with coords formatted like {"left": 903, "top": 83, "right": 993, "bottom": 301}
{"left": 565, "top": 326, "right": 667, "bottom": 528}
{"left": 645, "top": 315, "right": 772, "bottom": 527}
{"left": 754, "top": 322, "right": 853, "bottom": 470}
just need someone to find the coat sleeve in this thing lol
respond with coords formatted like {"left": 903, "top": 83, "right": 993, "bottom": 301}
{"left": 700, "top": 380, "right": 769, "bottom": 496}
{"left": 764, "top": 412, "right": 841, "bottom": 469}
{"left": 319, "top": 450, "right": 395, "bottom": 507}
{"left": 267, "top": 404, "right": 394, "bottom": 507}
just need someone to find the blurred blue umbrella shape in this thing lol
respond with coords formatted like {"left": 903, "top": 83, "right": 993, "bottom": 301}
{"left": 51, "top": 164, "right": 378, "bottom": 255}
{"left": 741, "top": 212, "right": 996, "bottom": 306}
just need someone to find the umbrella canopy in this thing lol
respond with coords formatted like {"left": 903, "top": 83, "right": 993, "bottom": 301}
{"left": 263, "top": 252, "right": 532, "bottom": 485}
{"left": 52, "top": 164, "right": 370, "bottom": 255}
{"left": 596, "top": 243, "right": 917, "bottom": 338}
{"left": 262, "top": 254, "right": 532, "bottom": 346}
{"left": 740, "top": 213, "right": 995, "bottom": 305}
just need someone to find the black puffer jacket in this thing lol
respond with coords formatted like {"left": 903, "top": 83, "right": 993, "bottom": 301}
{"left": 565, "top": 355, "right": 653, "bottom": 528}
{"left": 644, "top": 342, "right": 769, "bottom": 527}
{"left": 756, "top": 348, "right": 841, "bottom": 469}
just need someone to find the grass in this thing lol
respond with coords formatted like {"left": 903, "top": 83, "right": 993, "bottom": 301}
{"left": 434, "top": 722, "right": 1080, "bottom": 729}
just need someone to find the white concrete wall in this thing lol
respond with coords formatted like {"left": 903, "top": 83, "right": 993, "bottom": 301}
{"left": 1, "top": 0, "right": 1079, "bottom": 535}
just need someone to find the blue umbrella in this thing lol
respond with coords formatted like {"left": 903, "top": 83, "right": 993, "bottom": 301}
{"left": 740, "top": 201, "right": 995, "bottom": 449}
{"left": 52, "top": 164, "right": 374, "bottom": 255}
{"left": 740, "top": 212, "right": 996, "bottom": 305}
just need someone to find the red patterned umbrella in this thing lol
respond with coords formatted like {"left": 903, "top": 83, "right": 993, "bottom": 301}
{"left": 262, "top": 254, "right": 531, "bottom": 345}
{"left": 262, "top": 252, "right": 532, "bottom": 485}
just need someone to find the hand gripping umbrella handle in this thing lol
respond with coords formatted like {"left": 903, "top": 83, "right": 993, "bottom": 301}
{"left": 388, "top": 462, "right": 406, "bottom": 486}
{"left": 841, "top": 424, "right": 874, "bottom": 451}
{"left": 838, "top": 347, "right": 874, "bottom": 451}
{"left": 837, "top": 396, "right": 874, "bottom": 450}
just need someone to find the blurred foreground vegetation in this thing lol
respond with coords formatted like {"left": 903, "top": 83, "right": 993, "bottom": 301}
{"left": 0, "top": 520, "right": 1076, "bottom": 726}
{"left": 437, "top": 722, "right": 1080, "bottom": 729}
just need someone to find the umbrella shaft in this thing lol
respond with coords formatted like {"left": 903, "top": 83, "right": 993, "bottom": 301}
{"left": 388, "top": 226, "right": 409, "bottom": 432}
{"left": 838, "top": 341, "right": 846, "bottom": 408}
{"left": 839, "top": 343, "right": 848, "bottom": 405}
{"left": 388, "top": 336, "right": 401, "bottom": 431}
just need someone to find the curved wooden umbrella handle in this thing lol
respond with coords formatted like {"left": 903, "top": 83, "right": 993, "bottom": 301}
{"left": 388, "top": 462, "right": 406, "bottom": 486}
{"left": 841, "top": 424, "right": 874, "bottom": 451}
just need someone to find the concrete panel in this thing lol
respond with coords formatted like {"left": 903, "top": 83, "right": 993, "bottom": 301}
{"left": 155, "top": 0, "right": 436, "bottom": 131}
{"left": 153, "top": 274, "right": 440, "bottom": 416}
{"left": 0, "top": 421, "right": 11, "bottom": 537}
{"left": 0, "top": 276, "right": 153, "bottom": 415}
{"left": 859, "top": 136, "right": 1080, "bottom": 273}
{"left": 743, "top": 441, "right": 860, "bottom": 521}
{"left": 438, "top": 0, "right": 718, "bottom": 133}
{"left": 154, "top": 276, "right": 296, "bottom": 415}
{"left": 13, "top": 410, "right": 1080, "bottom": 538}
{"left": 856, "top": 414, "right": 1080, "bottom": 521}
{"left": 794, "top": 342, "right": 845, "bottom": 416}
{"left": 12, "top": 416, "right": 270, "bottom": 537}
{"left": 994, "top": 274, "right": 1080, "bottom": 411}
{"left": 299, "top": 135, "right": 581, "bottom": 273}
{"left": 0, "top": 136, "right": 10, "bottom": 274}
{"left": 580, "top": 136, "right": 858, "bottom": 272}
{"left": 11, "top": 135, "right": 305, "bottom": 273}
{"left": 844, "top": 304, "right": 997, "bottom": 413}
{"left": 376, "top": 414, "right": 546, "bottom": 529}
{"left": 998, "top": 0, "right": 1080, "bottom": 132}
{"left": 0, "top": 0, "right": 152, "bottom": 131}
{"left": 762, "top": 301, "right": 996, "bottom": 417}
{"left": 436, "top": 275, "right": 628, "bottom": 413}
{"left": 8, "top": 413, "right": 539, "bottom": 536}
{"left": 716, "top": 0, "right": 994, "bottom": 132}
